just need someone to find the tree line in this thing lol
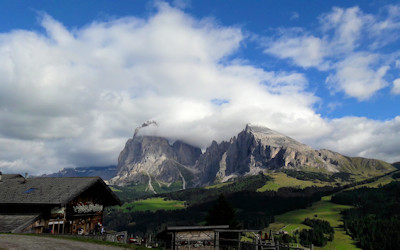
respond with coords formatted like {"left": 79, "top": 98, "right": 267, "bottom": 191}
{"left": 331, "top": 180, "right": 400, "bottom": 250}
{"left": 104, "top": 183, "right": 337, "bottom": 236}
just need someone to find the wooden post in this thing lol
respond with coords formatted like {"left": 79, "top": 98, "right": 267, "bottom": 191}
{"left": 172, "top": 232, "right": 176, "bottom": 250}
{"left": 214, "top": 231, "right": 219, "bottom": 250}
{"left": 238, "top": 232, "right": 241, "bottom": 250}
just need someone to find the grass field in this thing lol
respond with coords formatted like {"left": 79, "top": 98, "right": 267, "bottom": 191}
{"left": 351, "top": 174, "right": 395, "bottom": 189}
{"left": 109, "top": 186, "right": 122, "bottom": 192}
{"left": 257, "top": 172, "right": 335, "bottom": 192}
{"left": 267, "top": 196, "right": 359, "bottom": 250}
{"left": 120, "top": 197, "right": 185, "bottom": 212}
{"left": 204, "top": 182, "right": 231, "bottom": 189}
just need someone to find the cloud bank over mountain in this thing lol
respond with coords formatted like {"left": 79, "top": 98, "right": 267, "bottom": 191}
{"left": 0, "top": 3, "right": 399, "bottom": 175}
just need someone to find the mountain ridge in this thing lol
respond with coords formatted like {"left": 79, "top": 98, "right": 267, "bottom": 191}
{"left": 109, "top": 123, "right": 395, "bottom": 188}
{"left": 40, "top": 165, "right": 116, "bottom": 180}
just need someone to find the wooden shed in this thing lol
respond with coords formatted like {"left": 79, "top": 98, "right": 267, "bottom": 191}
{"left": 160, "top": 225, "right": 229, "bottom": 250}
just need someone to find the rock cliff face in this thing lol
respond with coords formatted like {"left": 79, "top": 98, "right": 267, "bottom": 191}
{"left": 193, "top": 124, "right": 393, "bottom": 185}
{"left": 192, "top": 124, "right": 336, "bottom": 185}
{"left": 110, "top": 124, "right": 394, "bottom": 187}
{"left": 109, "top": 135, "right": 201, "bottom": 188}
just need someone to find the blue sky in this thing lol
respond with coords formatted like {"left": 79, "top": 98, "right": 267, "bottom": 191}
{"left": 0, "top": 0, "right": 399, "bottom": 175}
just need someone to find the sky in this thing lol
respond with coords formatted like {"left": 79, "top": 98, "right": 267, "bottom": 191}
{"left": 0, "top": 0, "right": 399, "bottom": 175}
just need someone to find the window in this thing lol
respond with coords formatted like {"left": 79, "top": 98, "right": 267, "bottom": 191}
{"left": 24, "top": 188, "right": 36, "bottom": 194}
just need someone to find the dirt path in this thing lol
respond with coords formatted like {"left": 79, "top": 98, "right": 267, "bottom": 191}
{"left": 0, "top": 234, "right": 128, "bottom": 250}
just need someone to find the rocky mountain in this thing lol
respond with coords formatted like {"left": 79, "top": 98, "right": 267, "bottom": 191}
{"left": 393, "top": 162, "right": 400, "bottom": 169}
{"left": 41, "top": 165, "right": 116, "bottom": 180}
{"left": 109, "top": 136, "right": 201, "bottom": 189}
{"left": 193, "top": 125, "right": 394, "bottom": 185}
{"left": 110, "top": 124, "right": 395, "bottom": 188}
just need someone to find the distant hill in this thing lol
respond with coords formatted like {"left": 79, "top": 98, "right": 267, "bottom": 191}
{"left": 392, "top": 162, "right": 400, "bottom": 169}
{"left": 109, "top": 124, "right": 395, "bottom": 188}
{"left": 41, "top": 165, "right": 116, "bottom": 180}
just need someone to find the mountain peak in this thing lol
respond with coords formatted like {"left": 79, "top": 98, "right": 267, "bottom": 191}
{"left": 110, "top": 122, "right": 395, "bottom": 188}
{"left": 244, "top": 124, "right": 310, "bottom": 151}
{"left": 245, "top": 124, "right": 277, "bottom": 135}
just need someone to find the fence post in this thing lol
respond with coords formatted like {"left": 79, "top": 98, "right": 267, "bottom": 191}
{"left": 214, "top": 231, "right": 219, "bottom": 250}
{"left": 238, "top": 232, "right": 241, "bottom": 250}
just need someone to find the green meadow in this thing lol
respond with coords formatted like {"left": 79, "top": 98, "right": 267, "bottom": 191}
{"left": 120, "top": 197, "right": 185, "bottom": 212}
{"left": 350, "top": 173, "right": 395, "bottom": 189}
{"left": 267, "top": 196, "right": 359, "bottom": 250}
{"left": 204, "top": 182, "right": 231, "bottom": 189}
{"left": 257, "top": 172, "right": 335, "bottom": 192}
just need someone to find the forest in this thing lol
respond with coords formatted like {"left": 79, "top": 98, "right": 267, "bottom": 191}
{"left": 104, "top": 169, "right": 400, "bottom": 246}
{"left": 105, "top": 173, "right": 339, "bottom": 236}
{"left": 331, "top": 181, "right": 400, "bottom": 250}
{"left": 298, "top": 218, "right": 334, "bottom": 247}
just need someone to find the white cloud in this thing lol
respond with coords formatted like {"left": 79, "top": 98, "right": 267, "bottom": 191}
{"left": 264, "top": 6, "right": 369, "bottom": 68}
{"left": 369, "top": 5, "right": 400, "bottom": 47}
{"left": 264, "top": 35, "right": 328, "bottom": 69}
{"left": 392, "top": 78, "right": 400, "bottom": 94}
{"left": 290, "top": 12, "right": 299, "bottom": 20}
{"left": 264, "top": 5, "right": 399, "bottom": 101}
{"left": 396, "top": 60, "right": 400, "bottom": 68}
{"left": 172, "top": 0, "right": 192, "bottom": 9}
{"left": 0, "top": 3, "right": 399, "bottom": 176}
{"left": 320, "top": 6, "right": 369, "bottom": 52}
{"left": 0, "top": 4, "right": 327, "bottom": 175}
{"left": 327, "top": 53, "right": 389, "bottom": 100}
{"left": 307, "top": 116, "right": 400, "bottom": 163}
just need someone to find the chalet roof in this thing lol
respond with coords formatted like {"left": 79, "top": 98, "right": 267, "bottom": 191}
{"left": 0, "top": 175, "right": 121, "bottom": 206}
{"left": 1, "top": 174, "right": 23, "bottom": 181}
{"left": 0, "top": 214, "right": 40, "bottom": 233}
{"left": 166, "top": 225, "right": 230, "bottom": 232}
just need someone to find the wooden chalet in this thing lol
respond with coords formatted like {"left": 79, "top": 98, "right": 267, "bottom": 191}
{"left": 0, "top": 173, "right": 121, "bottom": 234}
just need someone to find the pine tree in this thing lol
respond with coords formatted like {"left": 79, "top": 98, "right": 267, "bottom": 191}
{"left": 206, "top": 194, "right": 241, "bottom": 229}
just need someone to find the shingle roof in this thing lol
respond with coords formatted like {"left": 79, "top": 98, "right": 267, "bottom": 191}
{"left": 0, "top": 214, "right": 40, "bottom": 233}
{"left": 166, "top": 225, "right": 230, "bottom": 231}
{"left": 1, "top": 174, "right": 23, "bottom": 181}
{"left": 0, "top": 175, "right": 121, "bottom": 206}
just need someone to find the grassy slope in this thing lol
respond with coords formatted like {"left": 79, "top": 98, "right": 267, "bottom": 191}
{"left": 110, "top": 169, "right": 396, "bottom": 248}
{"left": 264, "top": 171, "right": 400, "bottom": 249}
{"left": 120, "top": 197, "right": 185, "bottom": 212}
{"left": 351, "top": 173, "right": 395, "bottom": 189}
{"left": 204, "top": 182, "right": 231, "bottom": 189}
{"left": 110, "top": 180, "right": 183, "bottom": 202}
{"left": 267, "top": 196, "right": 359, "bottom": 250}
{"left": 257, "top": 172, "right": 336, "bottom": 192}
{"left": 340, "top": 158, "right": 395, "bottom": 179}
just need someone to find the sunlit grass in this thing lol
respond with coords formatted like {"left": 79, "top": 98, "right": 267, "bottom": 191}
{"left": 351, "top": 174, "right": 395, "bottom": 189}
{"left": 120, "top": 197, "right": 185, "bottom": 212}
{"left": 257, "top": 172, "right": 334, "bottom": 192}
{"left": 267, "top": 196, "right": 359, "bottom": 250}
{"left": 109, "top": 186, "right": 122, "bottom": 192}
{"left": 204, "top": 182, "right": 231, "bottom": 189}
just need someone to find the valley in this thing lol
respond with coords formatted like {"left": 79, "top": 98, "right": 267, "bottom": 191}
{"left": 104, "top": 168, "right": 400, "bottom": 249}
{"left": 40, "top": 124, "right": 400, "bottom": 249}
